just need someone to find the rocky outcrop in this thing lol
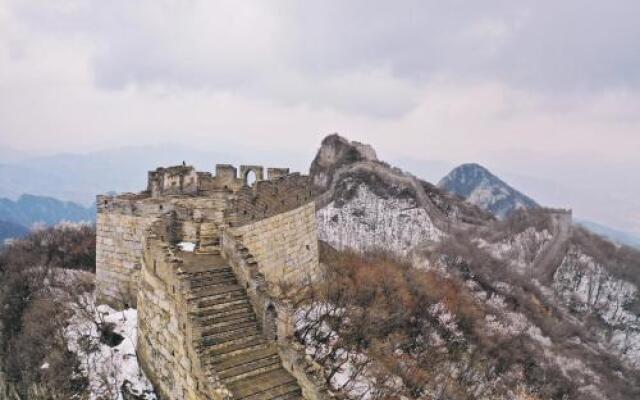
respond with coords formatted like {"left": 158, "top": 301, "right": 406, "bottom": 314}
{"left": 317, "top": 182, "right": 442, "bottom": 255}
{"left": 309, "top": 134, "right": 378, "bottom": 192}
{"left": 311, "top": 134, "right": 491, "bottom": 255}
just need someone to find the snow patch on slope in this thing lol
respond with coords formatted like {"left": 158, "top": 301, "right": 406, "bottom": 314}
{"left": 67, "top": 296, "right": 156, "bottom": 400}
{"left": 317, "top": 184, "right": 442, "bottom": 255}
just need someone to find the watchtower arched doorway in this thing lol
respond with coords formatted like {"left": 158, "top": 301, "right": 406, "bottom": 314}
{"left": 239, "top": 165, "right": 264, "bottom": 187}
{"left": 245, "top": 170, "right": 257, "bottom": 187}
{"left": 264, "top": 304, "right": 278, "bottom": 341}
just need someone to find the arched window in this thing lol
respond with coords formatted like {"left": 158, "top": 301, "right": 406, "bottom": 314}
{"left": 264, "top": 304, "right": 278, "bottom": 341}
{"left": 245, "top": 170, "right": 257, "bottom": 187}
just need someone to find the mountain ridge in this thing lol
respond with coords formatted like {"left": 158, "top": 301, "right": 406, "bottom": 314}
{"left": 0, "top": 194, "right": 95, "bottom": 228}
{"left": 438, "top": 162, "right": 539, "bottom": 219}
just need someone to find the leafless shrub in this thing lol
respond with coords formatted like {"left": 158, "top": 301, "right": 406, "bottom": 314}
{"left": 0, "top": 225, "right": 95, "bottom": 399}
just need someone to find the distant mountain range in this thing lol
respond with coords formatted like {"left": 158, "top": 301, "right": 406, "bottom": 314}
{"left": 0, "top": 144, "right": 309, "bottom": 205}
{"left": 0, "top": 194, "right": 95, "bottom": 243}
{"left": 1, "top": 143, "right": 638, "bottom": 249}
{"left": 438, "top": 163, "right": 539, "bottom": 219}
{"left": 0, "top": 220, "right": 29, "bottom": 244}
{"left": 576, "top": 219, "right": 640, "bottom": 249}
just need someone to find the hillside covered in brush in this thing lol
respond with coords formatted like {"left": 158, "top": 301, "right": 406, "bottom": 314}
{"left": 298, "top": 134, "right": 640, "bottom": 400}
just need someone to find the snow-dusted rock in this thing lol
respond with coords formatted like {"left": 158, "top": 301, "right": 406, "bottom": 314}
{"left": 317, "top": 183, "right": 442, "bottom": 255}
{"left": 553, "top": 246, "right": 640, "bottom": 367}
{"left": 67, "top": 297, "right": 156, "bottom": 400}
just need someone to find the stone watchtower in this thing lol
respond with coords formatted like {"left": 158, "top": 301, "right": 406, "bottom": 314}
{"left": 96, "top": 163, "right": 328, "bottom": 400}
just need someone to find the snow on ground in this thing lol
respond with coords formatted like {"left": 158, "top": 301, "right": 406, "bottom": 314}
{"left": 317, "top": 184, "right": 442, "bottom": 255}
{"left": 66, "top": 295, "right": 156, "bottom": 400}
{"left": 178, "top": 241, "right": 196, "bottom": 252}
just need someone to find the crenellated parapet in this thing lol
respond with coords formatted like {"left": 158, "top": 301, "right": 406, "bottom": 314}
{"left": 146, "top": 163, "right": 302, "bottom": 197}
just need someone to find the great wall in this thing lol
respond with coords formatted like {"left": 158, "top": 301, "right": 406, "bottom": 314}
{"left": 94, "top": 137, "right": 578, "bottom": 400}
{"left": 96, "top": 164, "right": 329, "bottom": 400}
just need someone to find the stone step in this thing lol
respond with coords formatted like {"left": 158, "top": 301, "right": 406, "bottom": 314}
{"left": 193, "top": 306, "right": 253, "bottom": 326}
{"left": 241, "top": 382, "right": 301, "bottom": 400}
{"left": 228, "top": 369, "right": 299, "bottom": 400}
{"left": 201, "top": 324, "right": 259, "bottom": 344}
{"left": 178, "top": 259, "right": 302, "bottom": 400}
{"left": 195, "top": 298, "right": 252, "bottom": 315}
{"left": 190, "top": 279, "right": 239, "bottom": 292}
{"left": 210, "top": 345, "right": 279, "bottom": 372}
{"left": 188, "top": 284, "right": 244, "bottom": 300}
{"left": 190, "top": 279, "right": 240, "bottom": 290}
{"left": 200, "top": 333, "right": 263, "bottom": 351}
{"left": 200, "top": 338, "right": 268, "bottom": 361}
{"left": 187, "top": 266, "right": 233, "bottom": 279}
{"left": 197, "top": 310, "right": 256, "bottom": 328}
{"left": 191, "top": 274, "right": 238, "bottom": 286}
{"left": 199, "top": 297, "right": 249, "bottom": 310}
{"left": 195, "top": 249, "right": 222, "bottom": 255}
{"left": 191, "top": 281, "right": 238, "bottom": 292}
{"left": 199, "top": 243, "right": 220, "bottom": 249}
{"left": 219, "top": 357, "right": 282, "bottom": 385}
{"left": 202, "top": 319, "right": 258, "bottom": 338}
{"left": 198, "top": 242, "right": 220, "bottom": 250}
{"left": 194, "top": 291, "right": 246, "bottom": 307}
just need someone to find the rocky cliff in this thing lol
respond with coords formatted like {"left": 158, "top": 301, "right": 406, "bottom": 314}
{"left": 311, "top": 134, "right": 491, "bottom": 255}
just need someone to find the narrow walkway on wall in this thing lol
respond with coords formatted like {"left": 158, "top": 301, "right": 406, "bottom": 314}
{"left": 182, "top": 254, "right": 303, "bottom": 400}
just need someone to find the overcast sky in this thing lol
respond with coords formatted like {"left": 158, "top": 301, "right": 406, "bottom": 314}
{"left": 1, "top": 1, "right": 639, "bottom": 233}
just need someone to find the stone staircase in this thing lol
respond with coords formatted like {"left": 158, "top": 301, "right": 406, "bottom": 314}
{"left": 185, "top": 260, "right": 303, "bottom": 400}
{"left": 197, "top": 223, "right": 221, "bottom": 255}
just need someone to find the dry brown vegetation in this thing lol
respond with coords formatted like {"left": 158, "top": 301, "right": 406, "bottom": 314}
{"left": 571, "top": 225, "right": 640, "bottom": 290}
{"left": 298, "top": 245, "right": 566, "bottom": 399}
{"left": 0, "top": 225, "right": 96, "bottom": 399}
{"left": 303, "top": 236, "right": 640, "bottom": 400}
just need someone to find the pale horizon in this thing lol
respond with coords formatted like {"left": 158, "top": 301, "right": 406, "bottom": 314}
{"left": 1, "top": 1, "right": 639, "bottom": 235}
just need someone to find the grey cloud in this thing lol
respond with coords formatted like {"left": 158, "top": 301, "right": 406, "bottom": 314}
{"left": 10, "top": 1, "right": 640, "bottom": 117}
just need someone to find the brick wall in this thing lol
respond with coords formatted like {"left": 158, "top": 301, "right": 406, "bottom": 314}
{"left": 230, "top": 174, "right": 315, "bottom": 227}
{"left": 231, "top": 202, "right": 320, "bottom": 296}
{"left": 137, "top": 234, "right": 223, "bottom": 400}
{"left": 96, "top": 212, "right": 157, "bottom": 308}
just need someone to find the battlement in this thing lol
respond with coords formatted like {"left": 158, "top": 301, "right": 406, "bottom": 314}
{"left": 145, "top": 163, "right": 298, "bottom": 197}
